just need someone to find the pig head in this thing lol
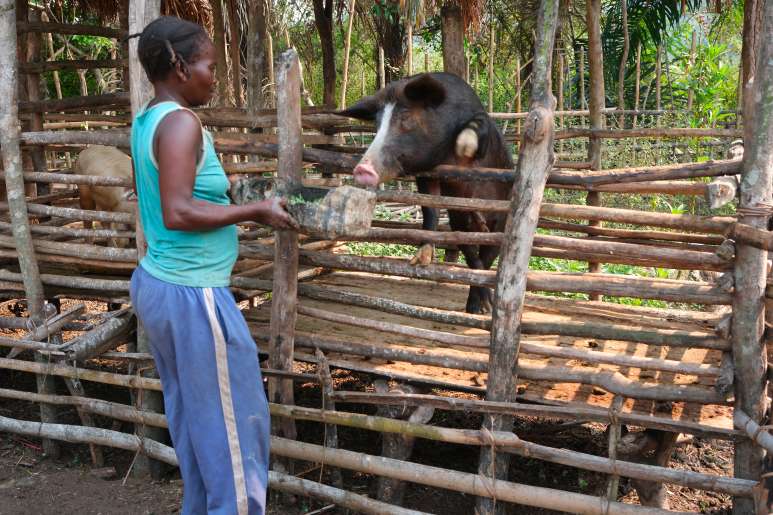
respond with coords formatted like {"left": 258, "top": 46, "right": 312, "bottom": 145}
{"left": 338, "top": 73, "right": 492, "bottom": 186}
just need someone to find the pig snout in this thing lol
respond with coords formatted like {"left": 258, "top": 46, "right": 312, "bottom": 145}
{"left": 353, "top": 161, "right": 380, "bottom": 187}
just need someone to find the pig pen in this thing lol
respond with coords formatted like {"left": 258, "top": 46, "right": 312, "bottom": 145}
{"left": 0, "top": 2, "right": 771, "bottom": 514}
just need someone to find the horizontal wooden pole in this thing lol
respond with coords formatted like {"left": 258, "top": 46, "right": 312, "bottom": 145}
{"left": 298, "top": 304, "right": 724, "bottom": 373}
{"left": 551, "top": 127, "right": 742, "bottom": 140}
{"left": 17, "top": 21, "right": 126, "bottom": 38}
{"left": 272, "top": 404, "right": 751, "bottom": 497}
{"left": 330, "top": 391, "right": 739, "bottom": 440}
{"left": 238, "top": 245, "right": 733, "bottom": 304}
{"left": 19, "top": 93, "right": 129, "bottom": 114}
{"left": 20, "top": 59, "right": 127, "bottom": 74}
{"left": 0, "top": 220, "right": 135, "bottom": 241}
{"left": 0, "top": 270, "right": 130, "bottom": 292}
{"left": 0, "top": 170, "right": 131, "bottom": 187}
{"left": 0, "top": 201, "right": 135, "bottom": 224}
{"left": 0, "top": 413, "right": 407, "bottom": 514}
{"left": 550, "top": 180, "right": 709, "bottom": 196}
{"left": 0, "top": 234, "right": 136, "bottom": 262}
{"left": 273, "top": 331, "right": 726, "bottom": 403}
{"left": 375, "top": 192, "right": 734, "bottom": 234}
{"left": 419, "top": 159, "right": 740, "bottom": 186}
{"left": 538, "top": 219, "right": 726, "bottom": 245}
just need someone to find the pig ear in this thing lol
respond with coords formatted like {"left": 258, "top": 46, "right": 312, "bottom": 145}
{"left": 336, "top": 95, "right": 381, "bottom": 121}
{"left": 404, "top": 74, "right": 446, "bottom": 108}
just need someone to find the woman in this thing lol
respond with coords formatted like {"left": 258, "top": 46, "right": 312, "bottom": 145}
{"left": 129, "top": 16, "right": 295, "bottom": 515}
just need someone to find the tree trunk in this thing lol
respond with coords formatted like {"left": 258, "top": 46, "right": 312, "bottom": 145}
{"left": 246, "top": 0, "right": 269, "bottom": 113}
{"left": 441, "top": 4, "right": 465, "bottom": 77}
{"left": 488, "top": 20, "right": 495, "bottom": 111}
{"left": 339, "top": 0, "right": 356, "bottom": 108}
{"left": 586, "top": 0, "right": 605, "bottom": 288}
{"left": 226, "top": 0, "right": 243, "bottom": 106}
{"left": 5, "top": 0, "right": 56, "bottom": 457}
{"left": 210, "top": 0, "right": 230, "bottom": 105}
{"left": 474, "top": 0, "right": 560, "bottom": 513}
{"left": 312, "top": 0, "right": 336, "bottom": 107}
{"left": 617, "top": 0, "right": 629, "bottom": 128}
{"left": 741, "top": 0, "right": 763, "bottom": 144}
{"left": 128, "top": 0, "right": 164, "bottom": 478}
{"left": 731, "top": 3, "right": 773, "bottom": 513}
{"left": 269, "top": 48, "right": 302, "bottom": 459}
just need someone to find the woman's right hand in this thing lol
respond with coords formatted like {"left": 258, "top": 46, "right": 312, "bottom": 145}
{"left": 256, "top": 197, "right": 299, "bottom": 230}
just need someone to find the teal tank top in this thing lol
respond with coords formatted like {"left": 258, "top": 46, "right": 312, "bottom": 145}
{"left": 131, "top": 101, "right": 238, "bottom": 287}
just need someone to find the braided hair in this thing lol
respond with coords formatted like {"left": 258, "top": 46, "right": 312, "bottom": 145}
{"left": 130, "top": 16, "right": 209, "bottom": 82}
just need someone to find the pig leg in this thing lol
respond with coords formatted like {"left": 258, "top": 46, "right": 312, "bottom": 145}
{"left": 411, "top": 177, "right": 439, "bottom": 266}
{"left": 78, "top": 186, "right": 96, "bottom": 245}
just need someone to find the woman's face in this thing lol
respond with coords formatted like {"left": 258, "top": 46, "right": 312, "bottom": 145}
{"left": 180, "top": 38, "right": 217, "bottom": 107}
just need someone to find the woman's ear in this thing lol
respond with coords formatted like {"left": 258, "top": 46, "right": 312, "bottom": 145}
{"left": 174, "top": 61, "right": 191, "bottom": 82}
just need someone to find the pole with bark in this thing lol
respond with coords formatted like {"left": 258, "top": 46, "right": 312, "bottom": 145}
{"left": 0, "top": 0, "right": 58, "bottom": 457}
{"left": 406, "top": 20, "right": 413, "bottom": 76}
{"left": 475, "top": 0, "right": 559, "bottom": 513}
{"left": 731, "top": 1, "right": 773, "bottom": 512}
{"left": 128, "top": 0, "right": 164, "bottom": 477}
{"left": 586, "top": 0, "right": 605, "bottom": 294}
{"left": 269, "top": 49, "right": 302, "bottom": 464}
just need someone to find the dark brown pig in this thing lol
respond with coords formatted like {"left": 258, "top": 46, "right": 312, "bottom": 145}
{"left": 338, "top": 72, "right": 513, "bottom": 314}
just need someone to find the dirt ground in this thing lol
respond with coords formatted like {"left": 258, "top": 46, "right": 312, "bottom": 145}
{"left": 0, "top": 371, "right": 735, "bottom": 515}
{"left": 0, "top": 294, "right": 736, "bottom": 514}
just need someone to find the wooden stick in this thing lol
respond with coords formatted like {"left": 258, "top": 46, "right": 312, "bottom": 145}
{"left": 297, "top": 304, "right": 724, "bottom": 373}
{"left": 271, "top": 436, "right": 687, "bottom": 515}
{"left": 0, "top": 201, "right": 134, "bottom": 224}
{"left": 373, "top": 191, "right": 735, "bottom": 233}
{"left": 61, "top": 314, "right": 133, "bottom": 361}
{"left": 1, "top": 0, "right": 59, "bottom": 457}
{"left": 0, "top": 234, "right": 136, "bottom": 262}
{"left": 6, "top": 303, "right": 86, "bottom": 359}
{"left": 338, "top": 0, "right": 356, "bottom": 109}
{"left": 0, "top": 220, "right": 135, "bottom": 240}
{"left": 16, "top": 21, "right": 125, "bottom": 38}
{"left": 330, "top": 391, "right": 739, "bottom": 440}
{"left": 731, "top": 2, "right": 773, "bottom": 508}
{"left": 271, "top": 404, "right": 750, "bottom": 497}
{"left": 277, "top": 332, "right": 726, "bottom": 404}
{"left": 314, "top": 349, "right": 344, "bottom": 490}
{"left": 19, "top": 58, "right": 126, "bottom": 74}
{"left": 735, "top": 409, "right": 773, "bottom": 455}
{"left": 18, "top": 93, "right": 129, "bottom": 114}
{"left": 239, "top": 246, "right": 733, "bottom": 304}
{"left": 606, "top": 396, "right": 624, "bottom": 500}
{"left": 269, "top": 49, "right": 302, "bottom": 445}
{"left": 0, "top": 269, "right": 130, "bottom": 292}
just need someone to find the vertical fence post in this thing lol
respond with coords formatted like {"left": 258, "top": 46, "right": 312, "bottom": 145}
{"left": 128, "top": 0, "right": 164, "bottom": 478}
{"left": 731, "top": 2, "right": 773, "bottom": 513}
{"left": 269, "top": 49, "right": 302, "bottom": 459}
{"left": 0, "top": 0, "right": 58, "bottom": 458}
{"left": 474, "top": 0, "right": 559, "bottom": 513}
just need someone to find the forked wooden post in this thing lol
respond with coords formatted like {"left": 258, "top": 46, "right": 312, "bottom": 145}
{"left": 128, "top": 0, "right": 163, "bottom": 478}
{"left": 475, "top": 0, "right": 559, "bottom": 513}
{"left": 0, "top": 0, "right": 58, "bottom": 457}
{"left": 269, "top": 49, "right": 302, "bottom": 446}
{"left": 731, "top": 1, "right": 773, "bottom": 512}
